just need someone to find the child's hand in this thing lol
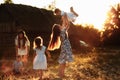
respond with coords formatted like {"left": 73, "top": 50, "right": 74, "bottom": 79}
{"left": 48, "top": 54, "right": 51, "bottom": 59}
{"left": 46, "top": 50, "right": 51, "bottom": 59}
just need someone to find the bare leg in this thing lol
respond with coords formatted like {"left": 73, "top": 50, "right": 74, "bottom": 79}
{"left": 59, "top": 63, "right": 66, "bottom": 78}
{"left": 39, "top": 70, "right": 43, "bottom": 80}
{"left": 22, "top": 55, "right": 28, "bottom": 68}
{"left": 23, "top": 55, "right": 28, "bottom": 63}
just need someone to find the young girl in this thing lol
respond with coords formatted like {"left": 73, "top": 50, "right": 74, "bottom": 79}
{"left": 48, "top": 13, "right": 73, "bottom": 78}
{"left": 33, "top": 36, "right": 51, "bottom": 80}
{"left": 15, "top": 30, "right": 30, "bottom": 67}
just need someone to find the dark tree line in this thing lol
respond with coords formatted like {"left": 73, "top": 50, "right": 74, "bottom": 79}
{"left": 0, "top": 3, "right": 120, "bottom": 55}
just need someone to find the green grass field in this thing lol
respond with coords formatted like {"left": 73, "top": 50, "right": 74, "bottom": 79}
{"left": 0, "top": 49, "right": 120, "bottom": 80}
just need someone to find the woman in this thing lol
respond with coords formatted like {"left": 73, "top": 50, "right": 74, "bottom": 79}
{"left": 48, "top": 13, "right": 73, "bottom": 78}
{"left": 15, "top": 30, "right": 30, "bottom": 67}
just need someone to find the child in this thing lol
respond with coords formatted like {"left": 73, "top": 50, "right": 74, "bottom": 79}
{"left": 15, "top": 30, "right": 30, "bottom": 67}
{"left": 54, "top": 7, "right": 79, "bottom": 22}
{"left": 13, "top": 55, "right": 23, "bottom": 74}
{"left": 33, "top": 36, "right": 51, "bottom": 80}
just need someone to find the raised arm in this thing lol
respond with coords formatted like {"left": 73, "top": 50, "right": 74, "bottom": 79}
{"left": 62, "top": 13, "right": 70, "bottom": 30}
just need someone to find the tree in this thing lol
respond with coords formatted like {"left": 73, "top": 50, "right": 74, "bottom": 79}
{"left": 102, "top": 3, "right": 120, "bottom": 46}
{"left": 46, "top": 0, "right": 56, "bottom": 11}
{"left": 4, "top": 0, "right": 13, "bottom": 4}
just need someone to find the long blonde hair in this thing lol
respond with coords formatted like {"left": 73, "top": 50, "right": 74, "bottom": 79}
{"left": 48, "top": 24, "right": 61, "bottom": 50}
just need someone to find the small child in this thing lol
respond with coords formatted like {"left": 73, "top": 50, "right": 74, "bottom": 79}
{"left": 54, "top": 7, "right": 79, "bottom": 22}
{"left": 33, "top": 36, "right": 51, "bottom": 80}
{"left": 13, "top": 55, "right": 23, "bottom": 74}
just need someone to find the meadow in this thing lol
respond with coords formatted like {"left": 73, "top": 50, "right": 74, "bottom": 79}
{"left": 0, "top": 48, "right": 120, "bottom": 80}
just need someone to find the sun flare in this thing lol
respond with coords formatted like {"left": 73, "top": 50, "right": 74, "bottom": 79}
{"left": 55, "top": 0, "right": 120, "bottom": 31}
{"left": 2, "top": 0, "right": 120, "bottom": 31}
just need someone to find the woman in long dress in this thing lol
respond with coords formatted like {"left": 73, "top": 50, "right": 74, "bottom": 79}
{"left": 48, "top": 13, "right": 73, "bottom": 78}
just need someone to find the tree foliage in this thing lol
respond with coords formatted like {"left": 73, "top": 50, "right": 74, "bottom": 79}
{"left": 69, "top": 24, "right": 101, "bottom": 51}
{"left": 4, "top": 0, "right": 13, "bottom": 4}
{"left": 102, "top": 3, "right": 120, "bottom": 46}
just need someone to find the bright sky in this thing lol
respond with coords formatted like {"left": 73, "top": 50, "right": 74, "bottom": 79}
{"left": 0, "top": 0, "right": 120, "bottom": 30}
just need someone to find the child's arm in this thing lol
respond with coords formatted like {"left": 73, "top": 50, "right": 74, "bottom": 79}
{"left": 33, "top": 50, "right": 36, "bottom": 59}
{"left": 12, "top": 61, "right": 15, "bottom": 70}
{"left": 15, "top": 46, "right": 18, "bottom": 56}
{"left": 45, "top": 50, "right": 51, "bottom": 58}
{"left": 70, "top": 7, "right": 79, "bottom": 17}
{"left": 15, "top": 37, "right": 18, "bottom": 56}
{"left": 25, "top": 40, "right": 30, "bottom": 56}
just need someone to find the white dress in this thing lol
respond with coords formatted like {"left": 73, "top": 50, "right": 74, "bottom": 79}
{"left": 33, "top": 46, "right": 47, "bottom": 70}
{"left": 15, "top": 36, "right": 30, "bottom": 55}
{"left": 61, "top": 11, "right": 77, "bottom": 22}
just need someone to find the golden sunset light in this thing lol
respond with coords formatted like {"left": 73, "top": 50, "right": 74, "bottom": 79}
{"left": 0, "top": 0, "right": 119, "bottom": 30}
{"left": 0, "top": 0, "right": 120, "bottom": 80}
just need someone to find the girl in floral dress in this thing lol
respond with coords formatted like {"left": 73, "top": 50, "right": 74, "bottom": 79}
{"left": 48, "top": 13, "right": 73, "bottom": 78}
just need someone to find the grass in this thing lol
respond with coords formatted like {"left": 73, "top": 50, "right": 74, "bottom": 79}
{"left": 0, "top": 49, "right": 120, "bottom": 80}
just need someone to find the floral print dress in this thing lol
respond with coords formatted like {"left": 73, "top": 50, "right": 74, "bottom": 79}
{"left": 58, "top": 28, "right": 73, "bottom": 64}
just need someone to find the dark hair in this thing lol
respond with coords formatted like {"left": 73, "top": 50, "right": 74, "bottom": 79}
{"left": 48, "top": 24, "right": 61, "bottom": 50}
{"left": 54, "top": 8, "right": 61, "bottom": 14}
{"left": 17, "top": 30, "right": 28, "bottom": 48}
{"left": 33, "top": 36, "right": 43, "bottom": 49}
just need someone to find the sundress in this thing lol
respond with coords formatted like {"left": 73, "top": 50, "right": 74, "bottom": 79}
{"left": 15, "top": 36, "right": 29, "bottom": 55}
{"left": 58, "top": 28, "right": 73, "bottom": 64}
{"left": 33, "top": 46, "right": 47, "bottom": 70}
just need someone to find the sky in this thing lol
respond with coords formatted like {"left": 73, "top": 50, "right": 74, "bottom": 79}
{"left": 0, "top": 0, "right": 120, "bottom": 30}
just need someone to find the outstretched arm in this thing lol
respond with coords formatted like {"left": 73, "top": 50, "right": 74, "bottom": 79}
{"left": 62, "top": 13, "right": 70, "bottom": 30}
{"left": 70, "top": 7, "right": 79, "bottom": 17}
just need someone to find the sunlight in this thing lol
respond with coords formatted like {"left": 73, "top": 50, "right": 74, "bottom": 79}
{"left": 1, "top": 0, "right": 120, "bottom": 31}
{"left": 70, "top": 0, "right": 120, "bottom": 31}
{"left": 55, "top": 0, "right": 120, "bottom": 31}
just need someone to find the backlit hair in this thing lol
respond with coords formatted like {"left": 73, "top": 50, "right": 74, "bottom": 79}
{"left": 33, "top": 36, "right": 43, "bottom": 49}
{"left": 17, "top": 30, "right": 29, "bottom": 48}
{"left": 48, "top": 24, "right": 61, "bottom": 50}
{"left": 54, "top": 8, "right": 61, "bottom": 14}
